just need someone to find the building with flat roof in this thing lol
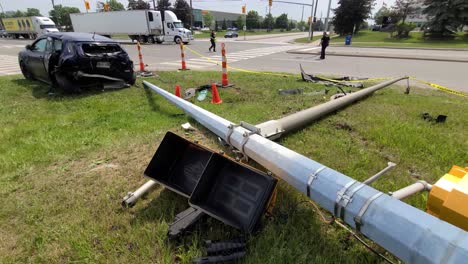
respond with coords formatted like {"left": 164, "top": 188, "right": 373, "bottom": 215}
{"left": 192, "top": 9, "right": 243, "bottom": 29}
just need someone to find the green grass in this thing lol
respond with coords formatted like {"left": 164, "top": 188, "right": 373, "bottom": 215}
{"left": 1, "top": 72, "right": 467, "bottom": 263}
{"left": 293, "top": 35, "right": 323, "bottom": 43}
{"left": 331, "top": 31, "right": 468, "bottom": 48}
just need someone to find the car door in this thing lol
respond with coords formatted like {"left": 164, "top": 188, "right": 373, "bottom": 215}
{"left": 26, "top": 38, "right": 48, "bottom": 81}
{"left": 43, "top": 37, "right": 62, "bottom": 78}
{"left": 166, "top": 22, "right": 174, "bottom": 36}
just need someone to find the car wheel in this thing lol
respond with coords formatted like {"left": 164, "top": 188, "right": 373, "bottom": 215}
{"left": 20, "top": 61, "right": 34, "bottom": 80}
{"left": 128, "top": 71, "right": 137, "bottom": 85}
{"left": 174, "top": 36, "right": 182, "bottom": 44}
{"left": 55, "top": 72, "right": 80, "bottom": 93}
{"left": 148, "top": 36, "right": 156, "bottom": 44}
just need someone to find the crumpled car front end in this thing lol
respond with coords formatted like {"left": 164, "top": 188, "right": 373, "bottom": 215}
{"left": 55, "top": 41, "right": 136, "bottom": 91}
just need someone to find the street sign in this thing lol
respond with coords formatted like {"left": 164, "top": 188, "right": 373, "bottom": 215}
{"left": 243, "top": 26, "right": 246, "bottom": 31}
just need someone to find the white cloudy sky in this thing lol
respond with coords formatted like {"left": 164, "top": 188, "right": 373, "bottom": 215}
{"left": 0, "top": 0, "right": 396, "bottom": 21}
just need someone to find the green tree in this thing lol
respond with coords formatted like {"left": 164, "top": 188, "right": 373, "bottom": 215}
{"left": 13, "top": 10, "right": 26, "bottom": 18}
{"left": 457, "top": 0, "right": 468, "bottom": 27}
{"left": 127, "top": 0, "right": 150, "bottom": 10}
{"left": 376, "top": 7, "right": 401, "bottom": 23}
{"left": 332, "top": 0, "right": 375, "bottom": 35}
{"left": 423, "top": 0, "right": 468, "bottom": 38}
{"left": 393, "top": 0, "right": 417, "bottom": 23}
{"left": 157, "top": 0, "right": 172, "bottom": 11}
{"left": 26, "top": 8, "right": 42, "bottom": 17}
{"left": 374, "top": 6, "right": 391, "bottom": 24}
{"left": 236, "top": 15, "right": 244, "bottom": 30}
{"left": 297, "top": 20, "right": 306, "bottom": 31}
{"left": 263, "top": 13, "right": 275, "bottom": 31}
{"left": 246, "top": 10, "right": 260, "bottom": 29}
{"left": 49, "top": 5, "right": 81, "bottom": 30}
{"left": 275, "top": 13, "right": 288, "bottom": 29}
{"left": 288, "top": 20, "right": 296, "bottom": 31}
{"left": 108, "top": 0, "right": 125, "bottom": 11}
{"left": 203, "top": 13, "right": 214, "bottom": 29}
{"left": 172, "top": 0, "right": 191, "bottom": 28}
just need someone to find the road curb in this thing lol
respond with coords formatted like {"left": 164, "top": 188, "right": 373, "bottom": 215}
{"left": 330, "top": 44, "right": 468, "bottom": 52}
{"left": 286, "top": 51, "right": 468, "bottom": 63}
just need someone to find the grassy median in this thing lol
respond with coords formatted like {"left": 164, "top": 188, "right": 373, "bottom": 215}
{"left": 330, "top": 31, "right": 468, "bottom": 49}
{"left": 0, "top": 72, "right": 467, "bottom": 263}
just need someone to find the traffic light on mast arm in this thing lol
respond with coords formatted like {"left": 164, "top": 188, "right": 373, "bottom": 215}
{"left": 104, "top": 3, "right": 110, "bottom": 12}
{"left": 269, "top": 0, "right": 273, "bottom": 7}
{"left": 242, "top": 5, "right": 246, "bottom": 14}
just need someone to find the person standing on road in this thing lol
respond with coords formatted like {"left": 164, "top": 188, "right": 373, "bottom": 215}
{"left": 320, "top": 32, "right": 330, "bottom": 59}
{"left": 209, "top": 30, "right": 216, "bottom": 52}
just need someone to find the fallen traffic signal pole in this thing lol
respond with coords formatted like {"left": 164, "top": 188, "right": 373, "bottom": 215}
{"left": 122, "top": 77, "right": 409, "bottom": 207}
{"left": 140, "top": 79, "right": 468, "bottom": 263}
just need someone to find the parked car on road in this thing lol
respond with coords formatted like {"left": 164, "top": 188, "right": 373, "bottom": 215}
{"left": 224, "top": 31, "right": 239, "bottom": 38}
{"left": 18, "top": 32, "right": 136, "bottom": 92}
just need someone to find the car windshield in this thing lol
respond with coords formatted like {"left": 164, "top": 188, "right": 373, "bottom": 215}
{"left": 81, "top": 43, "right": 122, "bottom": 55}
{"left": 173, "top": 22, "right": 184, "bottom": 28}
{"left": 40, "top": 25, "right": 57, "bottom": 29}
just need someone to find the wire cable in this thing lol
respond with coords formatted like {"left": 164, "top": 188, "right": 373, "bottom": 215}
{"left": 306, "top": 200, "right": 397, "bottom": 264}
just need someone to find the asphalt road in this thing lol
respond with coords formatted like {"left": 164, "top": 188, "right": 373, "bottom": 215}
{"left": 1, "top": 34, "right": 467, "bottom": 93}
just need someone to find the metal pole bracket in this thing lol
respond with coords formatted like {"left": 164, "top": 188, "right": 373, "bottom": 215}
{"left": 354, "top": 192, "right": 384, "bottom": 232}
{"left": 226, "top": 122, "right": 261, "bottom": 162}
{"left": 306, "top": 166, "right": 326, "bottom": 198}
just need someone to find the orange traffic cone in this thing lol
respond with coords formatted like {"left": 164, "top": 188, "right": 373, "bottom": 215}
{"left": 211, "top": 83, "right": 222, "bottom": 104}
{"left": 175, "top": 84, "right": 181, "bottom": 98}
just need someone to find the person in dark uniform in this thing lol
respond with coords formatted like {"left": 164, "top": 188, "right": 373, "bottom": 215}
{"left": 320, "top": 32, "right": 330, "bottom": 59}
{"left": 209, "top": 30, "right": 216, "bottom": 52}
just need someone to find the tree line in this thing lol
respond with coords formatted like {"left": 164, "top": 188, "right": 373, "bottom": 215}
{"left": 332, "top": 0, "right": 467, "bottom": 39}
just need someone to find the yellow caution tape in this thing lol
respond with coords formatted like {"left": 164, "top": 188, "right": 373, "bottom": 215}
{"left": 314, "top": 76, "right": 392, "bottom": 83}
{"left": 184, "top": 46, "right": 219, "bottom": 65}
{"left": 185, "top": 46, "right": 467, "bottom": 98}
{"left": 409, "top": 77, "right": 468, "bottom": 98}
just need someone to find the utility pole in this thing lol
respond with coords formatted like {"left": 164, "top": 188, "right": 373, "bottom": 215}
{"left": 308, "top": 0, "right": 314, "bottom": 41}
{"left": 324, "top": 0, "right": 332, "bottom": 33}
{"left": 301, "top": 5, "right": 304, "bottom": 22}
{"left": 190, "top": 0, "right": 193, "bottom": 32}
{"left": 153, "top": 0, "right": 156, "bottom": 10}
{"left": 310, "top": 0, "right": 319, "bottom": 39}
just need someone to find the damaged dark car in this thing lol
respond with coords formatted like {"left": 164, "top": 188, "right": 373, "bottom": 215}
{"left": 19, "top": 32, "right": 136, "bottom": 91}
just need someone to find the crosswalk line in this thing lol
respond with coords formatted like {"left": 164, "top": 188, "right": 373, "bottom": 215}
{"left": 160, "top": 45, "right": 294, "bottom": 70}
{"left": 0, "top": 55, "right": 21, "bottom": 76}
{"left": 0, "top": 68, "right": 21, "bottom": 73}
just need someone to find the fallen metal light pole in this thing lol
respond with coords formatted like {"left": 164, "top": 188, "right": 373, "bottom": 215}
{"left": 142, "top": 80, "right": 468, "bottom": 263}
{"left": 256, "top": 77, "right": 409, "bottom": 139}
{"left": 122, "top": 78, "right": 407, "bottom": 207}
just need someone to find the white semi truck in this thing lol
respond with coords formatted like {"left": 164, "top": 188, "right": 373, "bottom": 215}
{"left": 70, "top": 10, "right": 193, "bottom": 44}
{"left": 1, "top": 16, "right": 58, "bottom": 39}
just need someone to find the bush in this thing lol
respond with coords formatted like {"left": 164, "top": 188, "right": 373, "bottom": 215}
{"left": 395, "top": 22, "right": 416, "bottom": 38}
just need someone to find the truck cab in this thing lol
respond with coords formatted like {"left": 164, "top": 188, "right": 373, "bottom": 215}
{"left": 32, "top": 17, "right": 59, "bottom": 36}
{"left": 161, "top": 11, "right": 193, "bottom": 44}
